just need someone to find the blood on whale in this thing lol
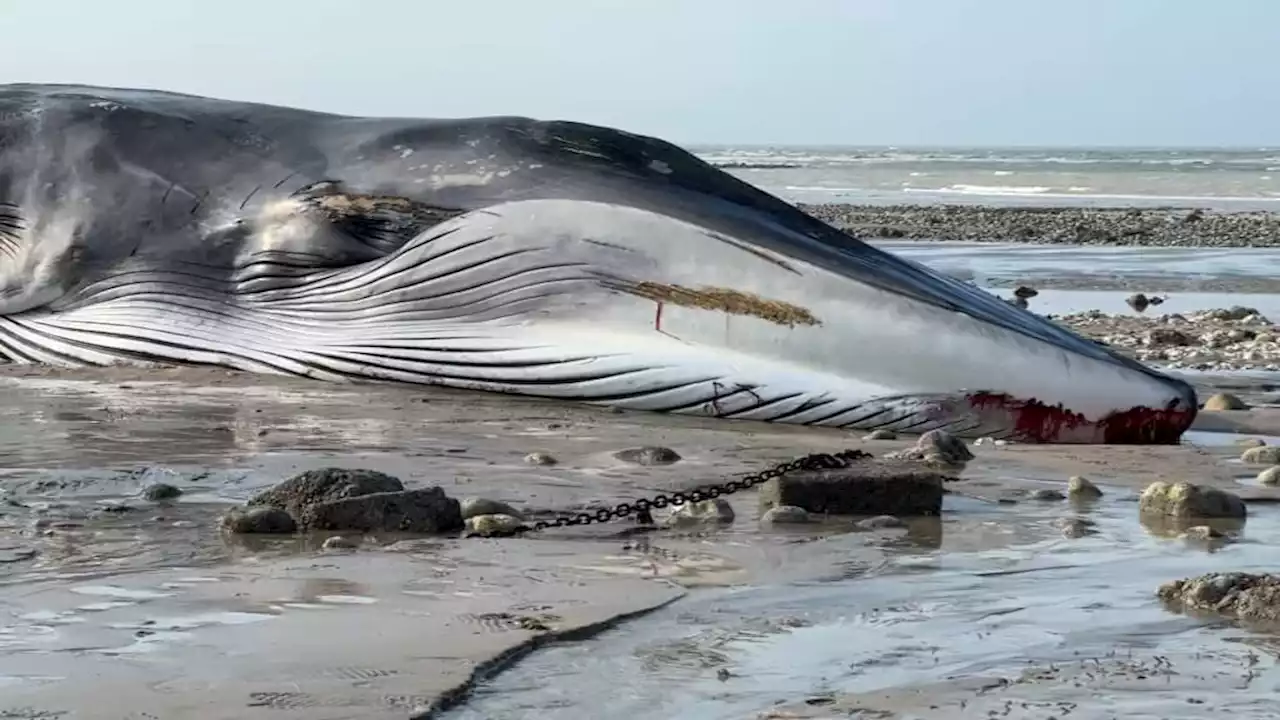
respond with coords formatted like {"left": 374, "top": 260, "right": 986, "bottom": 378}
{"left": 966, "top": 392, "right": 1195, "bottom": 445}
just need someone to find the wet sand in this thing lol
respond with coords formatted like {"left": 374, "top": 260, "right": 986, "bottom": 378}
{"left": 0, "top": 364, "right": 1279, "bottom": 719}
{"left": 5, "top": 241, "right": 1280, "bottom": 718}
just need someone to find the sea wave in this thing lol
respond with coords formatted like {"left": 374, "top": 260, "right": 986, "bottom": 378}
{"left": 697, "top": 147, "right": 1280, "bottom": 170}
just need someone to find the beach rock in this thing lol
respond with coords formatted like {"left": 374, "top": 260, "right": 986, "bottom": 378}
{"left": 614, "top": 446, "right": 682, "bottom": 465}
{"left": 524, "top": 451, "right": 558, "bottom": 466}
{"left": 464, "top": 513, "right": 527, "bottom": 537}
{"left": 1241, "top": 446, "right": 1280, "bottom": 465}
{"left": 460, "top": 497, "right": 525, "bottom": 520}
{"left": 1145, "top": 328, "right": 1193, "bottom": 347}
{"left": 759, "top": 458, "right": 949, "bottom": 517}
{"left": 862, "top": 429, "right": 897, "bottom": 440}
{"left": 220, "top": 506, "right": 297, "bottom": 534}
{"left": 142, "top": 483, "right": 182, "bottom": 501}
{"left": 321, "top": 535, "right": 359, "bottom": 551}
{"left": 1203, "top": 393, "right": 1248, "bottom": 411}
{"left": 1053, "top": 517, "right": 1098, "bottom": 539}
{"left": 248, "top": 468, "right": 404, "bottom": 528}
{"left": 307, "top": 488, "right": 463, "bottom": 533}
{"left": 1013, "top": 285, "right": 1039, "bottom": 299}
{"left": 886, "top": 429, "right": 973, "bottom": 468}
{"left": 1067, "top": 475, "right": 1104, "bottom": 499}
{"left": 1138, "top": 481, "right": 1246, "bottom": 520}
{"left": 760, "top": 505, "right": 812, "bottom": 525}
{"left": 1257, "top": 467, "right": 1280, "bottom": 486}
{"left": 664, "top": 499, "right": 735, "bottom": 528}
{"left": 1029, "top": 489, "right": 1066, "bottom": 501}
{"left": 1158, "top": 572, "right": 1280, "bottom": 623}
{"left": 855, "top": 515, "right": 906, "bottom": 530}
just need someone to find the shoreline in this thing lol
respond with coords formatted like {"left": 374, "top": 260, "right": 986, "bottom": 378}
{"left": 799, "top": 203, "right": 1280, "bottom": 248}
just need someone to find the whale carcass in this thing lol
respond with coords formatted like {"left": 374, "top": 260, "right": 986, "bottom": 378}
{"left": 0, "top": 84, "right": 1196, "bottom": 443}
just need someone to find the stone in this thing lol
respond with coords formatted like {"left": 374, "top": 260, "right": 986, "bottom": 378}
{"left": 760, "top": 506, "right": 812, "bottom": 525}
{"left": 219, "top": 506, "right": 297, "bottom": 534}
{"left": 663, "top": 499, "right": 735, "bottom": 528}
{"left": 855, "top": 515, "right": 905, "bottom": 530}
{"left": 1158, "top": 572, "right": 1280, "bottom": 623}
{"left": 248, "top": 468, "right": 404, "bottom": 529}
{"left": 1053, "top": 517, "right": 1098, "bottom": 539}
{"left": 759, "top": 458, "right": 950, "bottom": 516}
{"left": 524, "top": 451, "right": 558, "bottom": 466}
{"left": 306, "top": 488, "right": 463, "bottom": 533}
{"left": 321, "top": 535, "right": 359, "bottom": 551}
{"left": 1258, "top": 467, "right": 1280, "bottom": 486}
{"left": 460, "top": 497, "right": 525, "bottom": 520}
{"left": 1138, "top": 481, "right": 1246, "bottom": 520}
{"left": 1126, "top": 293, "right": 1151, "bottom": 312}
{"left": 1203, "top": 392, "right": 1249, "bottom": 411}
{"left": 464, "top": 513, "right": 527, "bottom": 537}
{"left": 886, "top": 430, "right": 973, "bottom": 468}
{"left": 142, "top": 483, "right": 182, "bottom": 501}
{"left": 862, "top": 429, "right": 897, "bottom": 440}
{"left": 1241, "top": 446, "right": 1280, "bottom": 465}
{"left": 1067, "top": 475, "right": 1103, "bottom": 499}
{"left": 1013, "top": 285, "right": 1039, "bottom": 299}
{"left": 614, "top": 446, "right": 682, "bottom": 465}
{"left": 1028, "top": 489, "right": 1066, "bottom": 501}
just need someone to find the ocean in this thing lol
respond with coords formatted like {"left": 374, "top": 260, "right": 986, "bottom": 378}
{"left": 690, "top": 146, "right": 1280, "bottom": 210}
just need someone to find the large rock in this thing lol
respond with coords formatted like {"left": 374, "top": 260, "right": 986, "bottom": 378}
{"left": 885, "top": 430, "right": 974, "bottom": 468}
{"left": 1138, "top": 481, "right": 1246, "bottom": 520}
{"left": 1203, "top": 392, "right": 1248, "bottom": 411}
{"left": 242, "top": 468, "right": 463, "bottom": 533}
{"left": 759, "top": 457, "right": 950, "bottom": 516}
{"left": 248, "top": 468, "right": 404, "bottom": 528}
{"left": 1158, "top": 572, "right": 1280, "bottom": 623}
{"left": 307, "top": 488, "right": 463, "bottom": 533}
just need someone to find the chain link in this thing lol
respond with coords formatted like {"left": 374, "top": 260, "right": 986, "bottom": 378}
{"left": 524, "top": 448, "right": 872, "bottom": 533}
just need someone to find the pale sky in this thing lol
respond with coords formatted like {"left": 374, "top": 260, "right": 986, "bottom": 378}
{"left": 0, "top": 0, "right": 1270, "bottom": 147}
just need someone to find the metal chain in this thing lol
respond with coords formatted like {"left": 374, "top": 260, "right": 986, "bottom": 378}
{"left": 525, "top": 448, "right": 873, "bottom": 533}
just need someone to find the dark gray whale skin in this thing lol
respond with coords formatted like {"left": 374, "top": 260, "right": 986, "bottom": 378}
{"left": 0, "top": 84, "right": 1196, "bottom": 443}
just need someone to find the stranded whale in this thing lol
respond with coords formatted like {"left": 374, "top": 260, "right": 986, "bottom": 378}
{"left": 0, "top": 84, "right": 1196, "bottom": 443}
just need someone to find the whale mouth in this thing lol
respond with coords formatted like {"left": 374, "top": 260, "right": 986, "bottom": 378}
{"left": 0, "top": 85, "right": 1198, "bottom": 444}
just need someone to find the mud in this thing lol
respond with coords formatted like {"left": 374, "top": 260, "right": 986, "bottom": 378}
{"left": 1, "top": 360, "right": 1280, "bottom": 718}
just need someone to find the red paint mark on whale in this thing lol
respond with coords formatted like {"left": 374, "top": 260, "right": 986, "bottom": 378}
{"left": 966, "top": 392, "right": 1195, "bottom": 444}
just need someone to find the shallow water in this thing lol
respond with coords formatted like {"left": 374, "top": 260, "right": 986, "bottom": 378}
{"left": 447, "top": 459, "right": 1280, "bottom": 720}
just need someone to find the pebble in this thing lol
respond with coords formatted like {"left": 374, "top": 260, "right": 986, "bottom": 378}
{"left": 855, "top": 514, "right": 906, "bottom": 530}
{"left": 760, "top": 505, "right": 812, "bottom": 525}
{"left": 142, "top": 483, "right": 183, "bottom": 501}
{"left": 664, "top": 499, "right": 735, "bottom": 527}
{"left": 465, "top": 513, "right": 527, "bottom": 537}
{"left": 460, "top": 497, "right": 524, "bottom": 520}
{"left": 1052, "top": 517, "right": 1098, "bottom": 539}
{"left": 1258, "top": 467, "right": 1280, "bottom": 486}
{"left": 1028, "top": 489, "right": 1066, "bottom": 501}
{"left": 614, "top": 446, "right": 682, "bottom": 465}
{"left": 321, "top": 535, "right": 359, "bottom": 551}
{"left": 219, "top": 506, "right": 297, "bottom": 534}
{"left": 1067, "top": 476, "right": 1104, "bottom": 499}
{"left": 524, "top": 451, "right": 558, "bottom": 466}
{"left": 1202, "top": 392, "right": 1249, "bottom": 411}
